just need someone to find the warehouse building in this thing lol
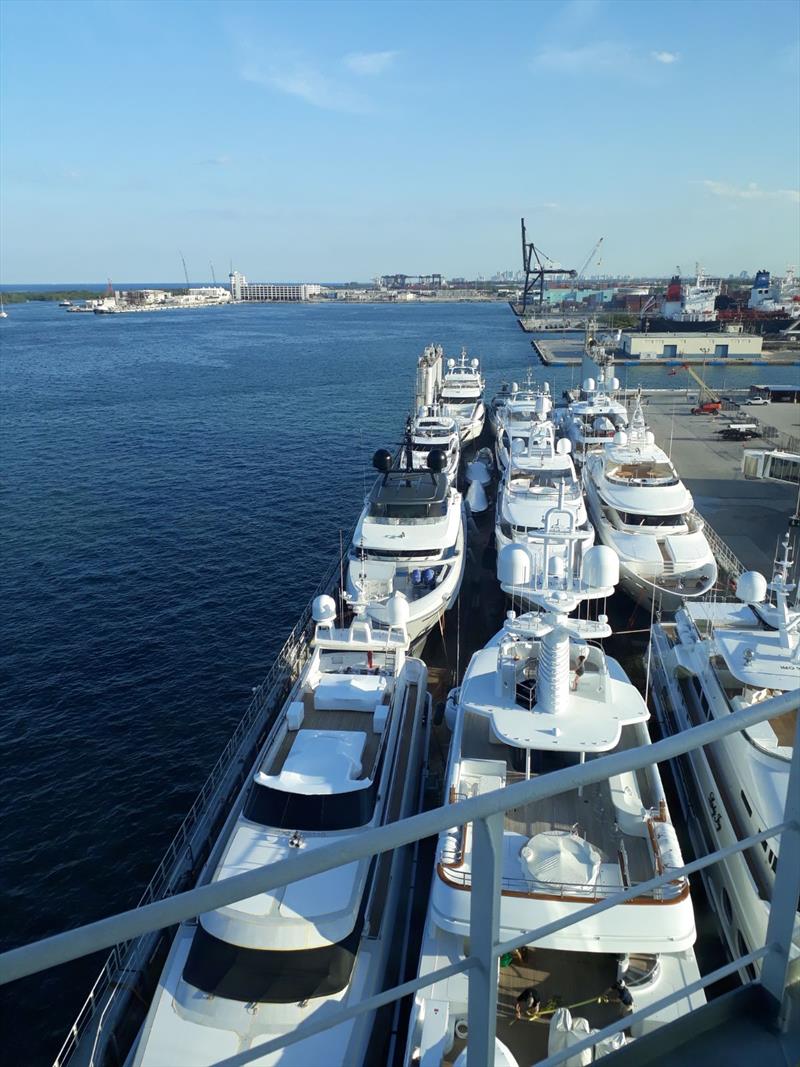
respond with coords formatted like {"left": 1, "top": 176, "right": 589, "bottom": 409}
{"left": 621, "top": 331, "right": 763, "bottom": 360}
{"left": 229, "top": 271, "right": 322, "bottom": 302}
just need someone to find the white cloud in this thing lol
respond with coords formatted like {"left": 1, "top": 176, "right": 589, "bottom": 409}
{"left": 241, "top": 58, "right": 368, "bottom": 113}
{"left": 698, "top": 180, "right": 800, "bottom": 204}
{"left": 343, "top": 50, "right": 397, "bottom": 76}
{"left": 652, "top": 50, "right": 679, "bottom": 64}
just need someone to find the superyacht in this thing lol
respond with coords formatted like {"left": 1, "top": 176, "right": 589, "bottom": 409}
{"left": 582, "top": 398, "right": 717, "bottom": 611}
{"left": 405, "top": 534, "right": 703, "bottom": 1066}
{"left": 346, "top": 449, "right": 466, "bottom": 655}
{"left": 126, "top": 597, "right": 430, "bottom": 1066}
{"left": 400, "top": 407, "right": 461, "bottom": 486}
{"left": 556, "top": 367, "right": 629, "bottom": 470}
{"left": 649, "top": 535, "right": 800, "bottom": 981}
{"left": 438, "top": 348, "right": 486, "bottom": 444}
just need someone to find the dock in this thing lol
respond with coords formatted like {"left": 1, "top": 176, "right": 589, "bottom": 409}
{"left": 532, "top": 336, "right": 800, "bottom": 368}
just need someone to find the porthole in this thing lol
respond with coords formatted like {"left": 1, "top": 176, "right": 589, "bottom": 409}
{"left": 721, "top": 887, "right": 733, "bottom": 923}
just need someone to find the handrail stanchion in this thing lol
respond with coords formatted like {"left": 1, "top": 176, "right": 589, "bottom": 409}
{"left": 759, "top": 710, "right": 800, "bottom": 1013}
{"left": 467, "top": 813, "right": 503, "bottom": 1066}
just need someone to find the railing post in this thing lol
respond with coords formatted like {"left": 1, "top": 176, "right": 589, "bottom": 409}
{"left": 759, "top": 711, "right": 800, "bottom": 1015}
{"left": 467, "top": 812, "right": 503, "bottom": 1066}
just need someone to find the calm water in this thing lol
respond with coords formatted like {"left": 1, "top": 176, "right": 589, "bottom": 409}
{"left": 0, "top": 300, "right": 786, "bottom": 1063}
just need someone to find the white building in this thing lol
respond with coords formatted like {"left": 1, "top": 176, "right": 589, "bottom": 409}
{"left": 622, "top": 331, "right": 763, "bottom": 360}
{"left": 229, "top": 271, "right": 322, "bottom": 302}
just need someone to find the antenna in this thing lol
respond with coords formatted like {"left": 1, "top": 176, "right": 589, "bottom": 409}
{"left": 210, "top": 262, "right": 217, "bottom": 286}
{"left": 179, "top": 251, "right": 190, "bottom": 293}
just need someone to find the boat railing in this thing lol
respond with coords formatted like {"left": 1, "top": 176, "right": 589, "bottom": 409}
{"left": 47, "top": 532, "right": 353, "bottom": 1067}
{"left": 4, "top": 684, "right": 798, "bottom": 1067}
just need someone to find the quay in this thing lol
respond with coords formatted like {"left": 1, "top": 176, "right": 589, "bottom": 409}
{"left": 532, "top": 337, "right": 800, "bottom": 368}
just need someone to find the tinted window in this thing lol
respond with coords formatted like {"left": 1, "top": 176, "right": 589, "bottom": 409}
{"left": 244, "top": 776, "right": 379, "bottom": 831}
{"left": 183, "top": 923, "right": 361, "bottom": 1003}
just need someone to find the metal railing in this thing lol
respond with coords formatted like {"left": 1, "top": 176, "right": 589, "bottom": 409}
{"left": 2, "top": 686, "right": 798, "bottom": 1067}
{"left": 47, "top": 532, "right": 353, "bottom": 1067}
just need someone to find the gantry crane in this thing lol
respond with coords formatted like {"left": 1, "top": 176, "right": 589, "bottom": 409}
{"left": 519, "top": 218, "right": 578, "bottom": 314}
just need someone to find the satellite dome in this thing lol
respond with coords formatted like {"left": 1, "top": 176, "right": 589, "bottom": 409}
{"left": 583, "top": 378, "right": 596, "bottom": 392}
{"left": 386, "top": 591, "right": 410, "bottom": 626}
{"left": 548, "top": 555, "right": 566, "bottom": 579}
{"left": 372, "top": 448, "right": 393, "bottom": 472}
{"left": 511, "top": 437, "right": 525, "bottom": 455}
{"left": 447, "top": 358, "right": 456, "bottom": 369}
{"left": 613, "top": 430, "right": 628, "bottom": 446}
{"left": 498, "top": 544, "right": 531, "bottom": 587}
{"left": 582, "top": 545, "right": 619, "bottom": 590}
{"left": 736, "top": 571, "right": 768, "bottom": 604}
{"left": 470, "top": 358, "right": 480, "bottom": 369}
{"left": 511, "top": 381, "right": 519, "bottom": 394}
{"left": 543, "top": 382, "right": 551, "bottom": 394}
{"left": 610, "top": 377, "right": 620, "bottom": 391}
{"left": 556, "top": 437, "right": 572, "bottom": 455}
{"left": 427, "top": 448, "right": 447, "bottom": 473}
{"left": 535, "top": 395, "right": 552, "bottom": 415}
{"left": 312, "top": 595, "right": 337, "bottom": 625}
{"left": 645, "top": 431, "right": 655, "bottom": 445}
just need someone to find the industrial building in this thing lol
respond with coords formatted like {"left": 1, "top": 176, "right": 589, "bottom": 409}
{"left": 621, "top": 331, "right": 763, "bottom": 360}
{"left": 228, "top": 271, "right": 322, "bottom": 302}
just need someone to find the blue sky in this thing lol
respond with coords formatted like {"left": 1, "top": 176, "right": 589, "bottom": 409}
{"left": 1, "top": 0, "right": 798, "bottom": 282}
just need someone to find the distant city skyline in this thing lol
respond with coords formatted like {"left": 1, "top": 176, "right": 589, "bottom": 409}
{"left": 1, "top": 0, "right": 798, "bottom": 283}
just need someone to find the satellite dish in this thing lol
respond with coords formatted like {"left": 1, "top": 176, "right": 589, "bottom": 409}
{"left": 427, "top": 448, "right": 446, "bottom": 473}
{"left": 372, "top": 448, "right": 393, "bottom": 473}
{"left": 447, "top": 358, "right": 456, "bottom": 369}
{"left": 312, "top": 595, "right": 337, "bottom": 625}
{"left": 736, "top": 571, "right": 768, "bottom": 604}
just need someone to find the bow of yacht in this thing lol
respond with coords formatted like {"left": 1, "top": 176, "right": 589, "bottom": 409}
{"left": 582, "top": 399, "right": 717, "bottom": 611}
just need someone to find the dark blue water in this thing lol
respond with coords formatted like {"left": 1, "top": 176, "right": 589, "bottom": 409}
{"left": 0, "top": 301, "right": 786, "bottom": 1063}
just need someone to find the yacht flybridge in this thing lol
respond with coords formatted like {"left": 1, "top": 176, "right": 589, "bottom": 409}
{"left": 405, "top": 536, "right": 703, "bottom": 1066}
{"left": 400, "top": 407, "right": 461, "bottom": 485}
{"left": 495, "top": 413, "right": 594, "bottom": 597}
{"left": 489, "top": 372, "right": 548, "bottom": 440}
{"left": 494, "top": 381, "right": 554, "bottom": 473}
{"left": 582, "top": 398, "right": 717, "bottom": 611}
{"left": 129, "top": 598, "right": 429, "bottom": 1067}
{"left": 346, "top": 448, "right": 466, "bottom": 655}
{"left": 556, "top": 365, "right": 629, "bottom": 469}
{"left": 650, "top": 535, "right": 800, "bottom": 982}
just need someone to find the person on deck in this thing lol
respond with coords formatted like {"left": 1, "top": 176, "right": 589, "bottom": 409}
{"left": 515, "top": 986, "right": 542, "bottom": 1019}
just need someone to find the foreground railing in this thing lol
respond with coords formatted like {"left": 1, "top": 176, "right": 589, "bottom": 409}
{"left": 2, "top": 688, "right": 798, "bottom": 1067}
{"left": 45, "top": 533, "right": 352, "bottom": 1067}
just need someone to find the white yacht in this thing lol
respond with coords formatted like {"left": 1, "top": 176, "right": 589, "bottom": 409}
{"left": 346, "top": 449, "right": 466, "bottom": 655}
{"left": 495, "top": 419, "right": 594, "bottom": 599}
{"left": 400, "top": 407, "right": 461, "bottom": 485}
{"left": 405, "top": 537, "right": 703, "bottom": 1066}
{"left": 494, "top": 383, "right": 553, "bottom": 473}
{"left": 556, "top": 366, "right": 629, "bottom": 470}
{"left": 438, "top": 348, "right": 486, "bottom": 444}
{"left": 130, "top": 597, "right": 429, "bottom": 1067}
{"left": 489, "top": 372, "right": 545, "bottom": 439}
{"left": 582, "top": 399, "right": 717, "bottom": 611}
{"left": 649, "top": 536, "right": 800, "bottom": 982}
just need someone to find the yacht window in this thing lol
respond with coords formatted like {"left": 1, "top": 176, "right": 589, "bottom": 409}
{"left": 736, "top": 931, "right": 757, "bottom": 981}
{"left": 721, "top": 887, "right": 733, "bottom": 923}
{"left": 183, "top": 923, "right": 360, "bottom": 1003}
{"left": 244, "top": 775, "right": 380, "bottom": 831}
{"left": 368, "top": 500, "right": 447, "bottom": 519}
{"left": 617, "top": 511, "right": 687, "bottom": 527}
{"left": 740, "top": 791, "right": 753, "bottom": 817}
{"left": 691, "top": 677, "right": 710, "bottom": 719}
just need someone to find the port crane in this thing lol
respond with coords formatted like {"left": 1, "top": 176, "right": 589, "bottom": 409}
{"left": 567, "top": 237, "right": 604, "bottom": 299}
{"left": 519, "top": 218, "right": 577, "bottom": 314}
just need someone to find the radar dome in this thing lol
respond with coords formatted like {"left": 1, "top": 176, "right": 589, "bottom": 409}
{"left": 548, "top": 555, "right": 566, "bottom": 579}
{"left": 610, "top": 377, "right": 620, "bottom": 391}
{"left": 447, "top": 358, "right": 456, "bottom": 369}
{"left": 511, "top": 381, "right": 519, "bottom": 394}
{"left": 535, "top": 395, "right": 552, "bottom": 415}
{"left": 544, "top": 382, "right": 551, "bottom": 394}
{"left": 498, "top": 544, "right": 531, "bottom": 587}
{"left": 372, "top": 448, "right": 393, "bottom": 472}
{"left": 613, "top": 430, "right": 628, "bottom": 446}
{"left": 556, "top": 438, "right": 572, "bottom": 455}
{"left": 583, "top": 378, "right": 596, "bottom": 393}
{"left": 645, "top": 431, "right": 655, "bottom": 445}
{"left": 386, "top": 591, "right": 410, "bottom": 626}
{"left": 512, "top": 438, "right": 525, "bottom": 455}
{"left": 582, "top": 545, "right": 619, "bottom": 590}
{"left": 312, "top": 595, "right": 337, "bottom": 625}
{"left": 427, "top": 448, "right": 447, "bottom": 473}
{"left": 470, "top": 358, "right": 480, "bottom": 369}
{"left": 736, "top": 571, "right": 768, "bottom": 604}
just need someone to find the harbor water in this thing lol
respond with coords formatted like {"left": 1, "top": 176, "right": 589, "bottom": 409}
{"left": 0, "top": 300, "right": 792, "bottom": 1063}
